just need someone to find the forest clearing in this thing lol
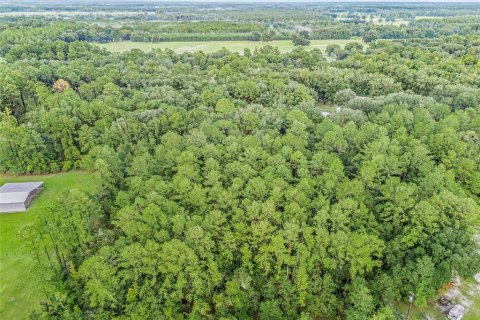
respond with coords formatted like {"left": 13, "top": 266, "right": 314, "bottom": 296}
{"left": 97, "top": 39, "right": 364, "bottom": 53}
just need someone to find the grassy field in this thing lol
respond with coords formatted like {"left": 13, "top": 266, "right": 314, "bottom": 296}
{"left": 370, "top": 18, "right": 410, "bottom": 26}
{"left": 334, "top": 13, "right": 410, "bottom": 26}
{"left": 97, "top": 38, "right": 364, "bottom": 54}
{"left": 0, "top": 171, "right": 99, "bottom": 320}
{"left": 414, "top": 16, "right": 445, "bottom": 20}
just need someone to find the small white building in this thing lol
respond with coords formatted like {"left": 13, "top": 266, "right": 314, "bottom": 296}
{"left": 0, "top": 182, "right": 43, "bottom": 213}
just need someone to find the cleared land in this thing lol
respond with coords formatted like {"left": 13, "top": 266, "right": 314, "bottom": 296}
{"left": 370, "top": 18, "right": 409, "bottom": 26}
{"left": 97, "top": 39, "right": 364, "bottom": 54}
{"left": 0, "top": 172, "right": 99, "bottom": 319}
{"left": 335, "top": 14, "right": 410, "bottom": 26}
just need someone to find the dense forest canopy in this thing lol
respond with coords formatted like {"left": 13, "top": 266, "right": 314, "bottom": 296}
{"left": 0, "top": 2, "right": 479, "bottom": 320}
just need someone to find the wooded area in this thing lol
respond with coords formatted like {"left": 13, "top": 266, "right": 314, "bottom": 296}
{"left": 0, "top": 2, "right": 479, "bottom": 319}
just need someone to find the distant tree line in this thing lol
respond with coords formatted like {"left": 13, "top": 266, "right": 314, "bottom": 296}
{"left": 2, "top": 16, "right": 480, "bottom": 47}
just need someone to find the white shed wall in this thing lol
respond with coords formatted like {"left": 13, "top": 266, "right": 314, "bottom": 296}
{"left": 0, "top": 182, "right": 43, "bottom": 213}
{"left": 0, "top": 202, "right": 27, "bottom": 213}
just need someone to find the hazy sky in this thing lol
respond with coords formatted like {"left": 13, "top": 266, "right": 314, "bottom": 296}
{"left": 7, "top": 0, "right": 480, "bottom": 5}
{"left": 12, "top": 0, "right": 480, "bottom": 2}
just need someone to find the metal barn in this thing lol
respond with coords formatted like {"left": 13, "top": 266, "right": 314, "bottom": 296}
{"left": 0, "top": 182, "right": 44, "bottom": 213}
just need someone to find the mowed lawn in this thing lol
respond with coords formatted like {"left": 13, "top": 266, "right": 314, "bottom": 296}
{"left": 97, "top": 38, "right": 364, "bottom": 54}
{"left": 0, "top": 171, "right": 99, "bottom": 319}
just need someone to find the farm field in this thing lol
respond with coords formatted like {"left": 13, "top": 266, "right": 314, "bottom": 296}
{"left": 335, "top": 14, "right": 410, "bottom": 26}
{"left": 97, "top": 38, "right": 364, "bottom": 53}
{"left": 371, "top": 18, "right": 410, "bottom": 26}
{"left": 414, "top": 16, "right": 445, "bottom": 20}
{"left": 0, "top": 172, "right": 99, "bottom": 319}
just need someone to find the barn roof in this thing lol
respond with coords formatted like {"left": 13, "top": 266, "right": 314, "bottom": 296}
{"left": 0, "top": 182, "right": 43, "bottom": 204}
{"left": 0, "top": 182, "right": 43, "bottom": 193}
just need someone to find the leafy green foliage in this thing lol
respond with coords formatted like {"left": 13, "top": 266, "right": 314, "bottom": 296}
{"left": 1, "top": 6, "right": 479, "bottom": 319}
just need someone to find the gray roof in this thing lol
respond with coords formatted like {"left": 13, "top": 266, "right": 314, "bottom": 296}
{"left": 0, "top": 182, "right": 43, "bottom": 193}
{"left": 0, "top": 182, "right": 44, "bottom": 205}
